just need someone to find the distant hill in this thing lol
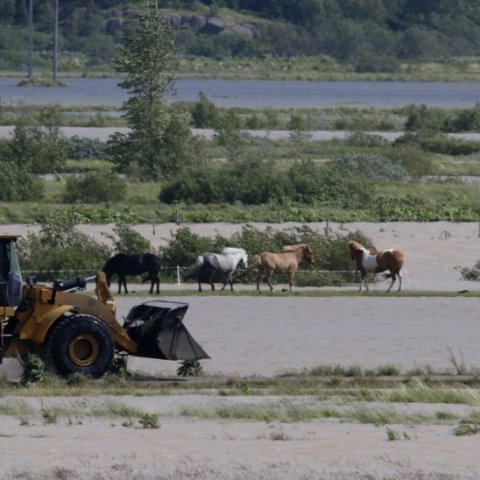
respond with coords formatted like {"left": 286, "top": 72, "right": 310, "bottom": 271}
{"left": 1, "top": 0, "right": 480, "bottom": 73}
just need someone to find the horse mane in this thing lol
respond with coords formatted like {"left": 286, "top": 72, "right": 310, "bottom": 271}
{"left": 282, "top": 243, "right": 309, "bottom": 252}
{"left": 222, "top": 247, "right": 246, "bottom": 254}
{"left": 348, "top": 240, "right": 364, "bottom": 252}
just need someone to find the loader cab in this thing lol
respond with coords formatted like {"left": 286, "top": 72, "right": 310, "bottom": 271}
{"left": 0, "top": 236, "right": 22, "bottom": 309}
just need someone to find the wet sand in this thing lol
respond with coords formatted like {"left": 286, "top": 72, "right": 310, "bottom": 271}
{"left": 1, "top": 221, "right": 480, "bottom": 479}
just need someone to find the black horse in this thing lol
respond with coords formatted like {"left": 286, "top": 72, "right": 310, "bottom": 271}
{"left": 102, "top": 253, "right": 161, "bottom": 294}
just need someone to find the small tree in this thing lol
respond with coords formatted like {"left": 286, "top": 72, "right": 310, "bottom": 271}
{"left": 111, "top": 223, "right": 151, "bottom": 255}
{"left": 111, "top": 12, "right": 193, "bottom": 180}
{"left": 191, "top": 91, "right": 218, "bottom": 128}
{"left": 62, "top": 172, "right": 127, "bottom": 203}
{"left": 8, "top": 106, "right": 67, "bottom": 174}
{"left": 18, "top": 215, "right": 110, "bottom": 280}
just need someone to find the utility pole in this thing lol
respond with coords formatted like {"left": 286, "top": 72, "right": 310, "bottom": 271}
{"left": 27, "top": 0, "right": 33, "bottom": 78}
{"left": 53, "top": 0, "right": 59, "bottom": 82}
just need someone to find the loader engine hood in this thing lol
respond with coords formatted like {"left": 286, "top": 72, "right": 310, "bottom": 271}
{"left": 123, "top": 300, "right": 209, "bottom": 361}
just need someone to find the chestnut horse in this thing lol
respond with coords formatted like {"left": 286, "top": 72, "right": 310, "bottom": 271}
{"left": 252, "top": 244, "right": 315, "bottom": 292}
{"left": 348, "top": 240, "right": 404, "bottom": 293}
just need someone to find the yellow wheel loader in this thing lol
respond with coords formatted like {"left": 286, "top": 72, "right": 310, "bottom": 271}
{"left": 0, "top": 236, "right": 209, "bottom": 378}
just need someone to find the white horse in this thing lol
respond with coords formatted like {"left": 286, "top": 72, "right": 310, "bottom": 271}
{"left": 183, "top": 247, "right": 248, "bottom": 292}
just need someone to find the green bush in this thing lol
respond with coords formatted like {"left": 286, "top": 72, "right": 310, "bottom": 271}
{"left": 388, "top": 142, "right": 433, "bottom": 178}
{"left": 160, "top": 160, "right": 288, "bottom": 205}
{"left": 66, "top": 136, "right": 111, "bottom": 160}
{"left": 17, "top": 215, "right": 111, "bottom": 280}
{"left": 8, "top": 107, "right": 67, "bottom": 174}
{"left": 404, "top": 104, "right": 447, "bottom": 132}
{"left": 0, "top": 161, "right": 44, "bottom": 201}
{"left": 458, "top": 261, "right": 480, "bottom": 281}
{"left": 177, "top": 359, "right": 204, "bottom": 377}
{"left": 191, "top": 92, "right": 219, "bottom": 128}
{"left": 62, "top": 172, "right": 127, "bottom": 203}
{"left": 21, "top": 354, "right": 46, "bottom": 386}
{"left": 110, "top": 223, "right": 151, "bottom": 254}
{"left": 329, "top": 154, "right": 407, "bottom": 180}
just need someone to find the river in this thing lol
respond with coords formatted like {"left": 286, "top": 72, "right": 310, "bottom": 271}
{"left": 1, "top": 77, "right": 480, "bottom": 108}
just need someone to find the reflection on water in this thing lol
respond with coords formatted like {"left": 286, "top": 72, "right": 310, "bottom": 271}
{"left": 1, "top": 78, "right": 480, "bottom": 108}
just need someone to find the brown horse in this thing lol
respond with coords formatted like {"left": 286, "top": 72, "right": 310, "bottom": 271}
{"left": 252, "top": 244, "right": 315, "bottom": 292}
{"left": 348, "top": 240, "right": 404, "bottom": 293}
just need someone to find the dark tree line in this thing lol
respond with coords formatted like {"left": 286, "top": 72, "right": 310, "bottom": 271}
{"left": 1, "top": 0, "right": 480, "bottom": 70}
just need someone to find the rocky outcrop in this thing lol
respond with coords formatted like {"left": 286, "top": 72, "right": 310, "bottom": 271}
{"left": 103, "top": 9, "right": 258, "bottom": 38}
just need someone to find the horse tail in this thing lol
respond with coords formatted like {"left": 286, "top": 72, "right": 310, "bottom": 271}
{"left": 101, "top": 258, "right": 113, "bottom": 285}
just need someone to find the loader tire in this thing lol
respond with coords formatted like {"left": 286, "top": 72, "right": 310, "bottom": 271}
{"left": 46, "top": 315, "right": 114, "bottom": 378}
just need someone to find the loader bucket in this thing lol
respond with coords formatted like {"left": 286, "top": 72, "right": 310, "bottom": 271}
{"left": 124, "top": 300, "right": 209, "bottom": 361}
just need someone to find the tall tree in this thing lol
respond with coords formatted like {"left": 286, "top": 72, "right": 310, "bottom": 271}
{"left": 27, "top": 0, "right": 33, "bottom": 78}
{"left": 111, "top": 12, "right": 193, "bottom": 180}
{"left": 52, "top": 0, "right": 58, "bottom": 81}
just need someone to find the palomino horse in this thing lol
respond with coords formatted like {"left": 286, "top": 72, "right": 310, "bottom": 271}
{"left": 183, "top": 247, "right": 248, "bottom": 292}
{"left": 252, "top": 243, "right": 315, "bottom": 292}
{"left": 102, "top": 252, "right": 161, "bottom": 294}
{"left": 348, "top": 240, "right": 404, "bottom": 292}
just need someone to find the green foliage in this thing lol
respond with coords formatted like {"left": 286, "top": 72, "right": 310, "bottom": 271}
{"left": 160, "top": 156, "right": 372, "bottom": 207}
{"left": 177, "top": 359, "right": 204, "bottom": 377}
{"left": 388, "top": 142, "right": 433, "bottom": 178}
{"left": 3, "top": 1, "right": 480, "bottom": 71}
{"left": 17, "top": 214, "right": 111, "bottom": 280}
{"left": 111, "top": 12, "right": 194, "bottom": 180}
{"left": 160, "top": 158, "right": 288, "bottom": 205}
{"left": 108, "top": 356, "right": 128, "bottom": 378}
{"left": 214, "top": 111, "right": 245, "bottom": 159}
{"left": 65, "top": 135, "right": 111, "bottom": 160}
{"left": 20, "top": 354, "right": 46, "bottom": 386}
{"left": 138, "top": 412, "right": 160, "bottom": 429}
{"left": 66, "top": 372, "right": 88, "bottom": 387}
{"left": 0, "top": 161, "right": 44, "bottom": 201}
{"left": 191, "top": 91, "right": 219, "bottom": 128}
{"left": 404, "top": 104, "right": 447, "bottom": 132}
{"left": 7, "top": 106, "right": 67, "bottom": 174}
{"left": 417, "top": 135, "right": 480, "bottom": 156}
{"left": 161, "top": 224, "right": 372, "bottom": 286}
{"left": 111, "top": 223, "right": 151, "bottom": 254}
{"left": 453, "top": 423, "right": 480, "bottom": 436}
{"left": 458, "top": 261, "right": 480, "bottom": 281}
{"left": 160, "top": 226, "right": 219, "bottom": 269}
{"left": 328, "top": 154, "right": 408, "bottom": 180}
{"left": 375, "top": 195, "right": 476, "bottom": 222}
{"left": 62, "top": 172, "right": 127, "bottom": 203}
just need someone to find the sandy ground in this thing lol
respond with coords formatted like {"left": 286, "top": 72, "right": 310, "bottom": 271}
{"left": 1, "top": 222, "right": 480, "bottom": 479}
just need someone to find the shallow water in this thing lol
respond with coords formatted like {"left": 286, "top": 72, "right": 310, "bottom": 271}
{"left": 2, "top": 77, "right": 480, "bottom": 108}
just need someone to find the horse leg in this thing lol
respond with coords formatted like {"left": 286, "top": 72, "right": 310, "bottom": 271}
{"left": 220, "top": 273, "right": 228, "bottom": 291}
{"left": 386, "top": 271, "right": 396, "bottom": 292}
{"left": 198, "top": 280, "right": 202, "bottom": 292}
{"left": 360, "top": 271, "right": 369, "bottom": 293}
{"left": 285, "top": 272, "right": 293, "bottom": 292}
{"left": 119, "top": 275, "right": 128, "bottom": 294}
{"left": 265, "top": 272, "right": 274, "bottom": 292}
{"left": 397, "top": 272, "right": 402, "bottom": 292}
{"left": 256, "top": 270, "right": 262, "bottom": 291}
